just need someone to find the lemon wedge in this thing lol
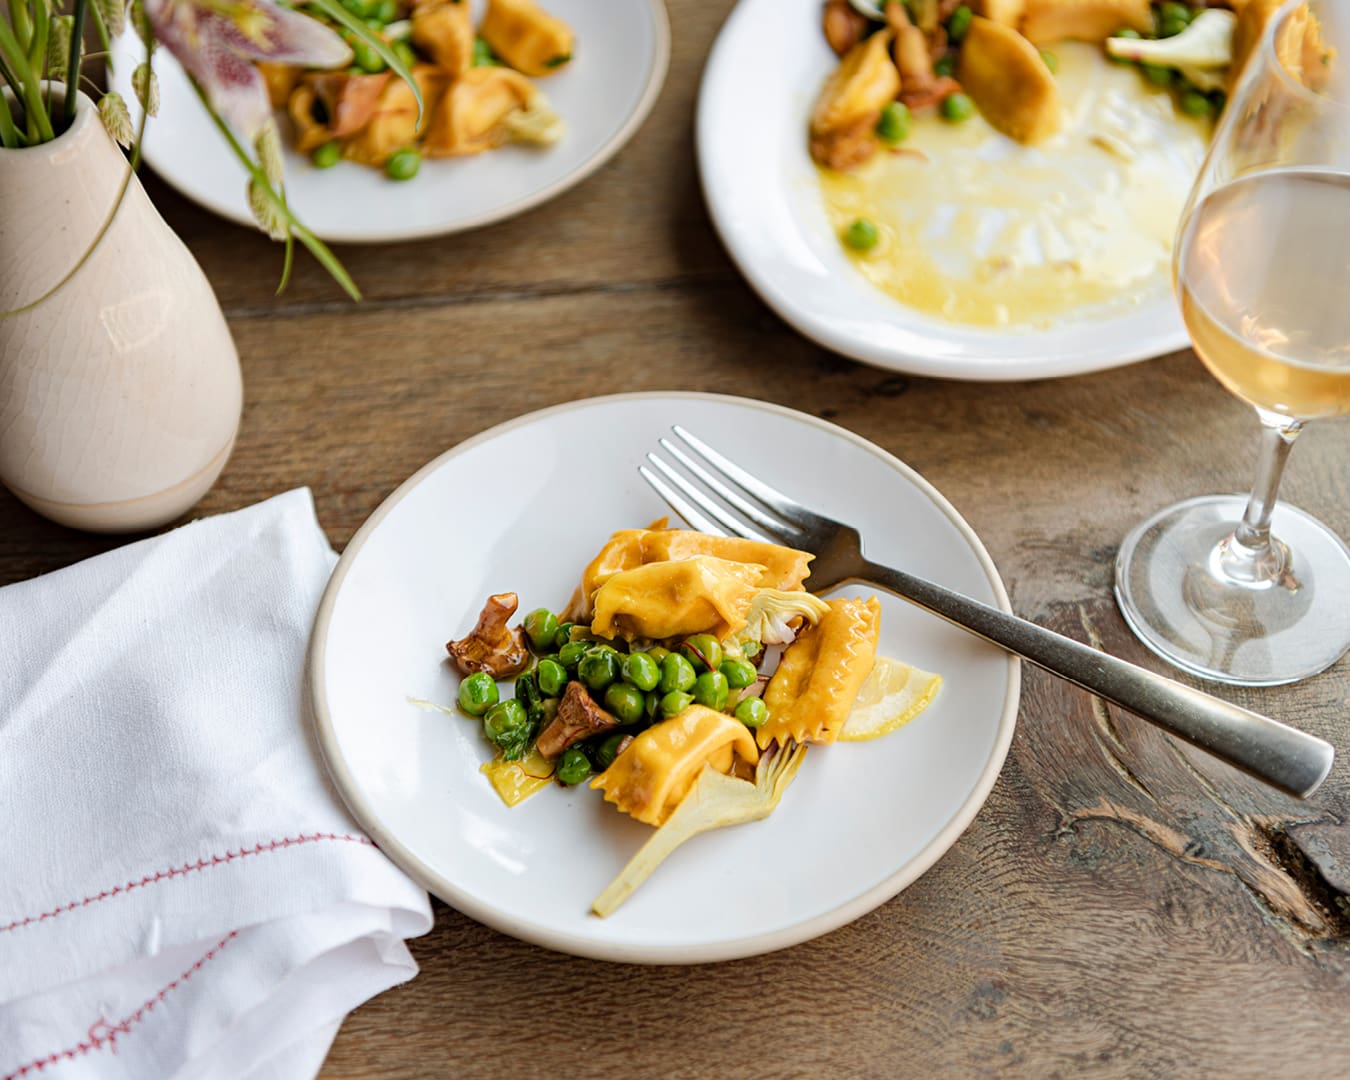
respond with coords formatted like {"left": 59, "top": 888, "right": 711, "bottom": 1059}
{"left": 838, "top": 656, "right": 943, "bottom": 742}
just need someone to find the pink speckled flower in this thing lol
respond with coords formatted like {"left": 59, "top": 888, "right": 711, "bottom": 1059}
{"left": 144, "top": 0, "right": 351, "bottom": 137}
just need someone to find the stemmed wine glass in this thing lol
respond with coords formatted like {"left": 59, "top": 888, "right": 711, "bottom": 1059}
{"left": 1115, "top": 0, "right": 1350, "bottom": 686}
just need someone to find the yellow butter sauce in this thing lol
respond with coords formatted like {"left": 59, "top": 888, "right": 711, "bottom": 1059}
{"left": 818, "top": 43, "right": 1211, "bottom": 329}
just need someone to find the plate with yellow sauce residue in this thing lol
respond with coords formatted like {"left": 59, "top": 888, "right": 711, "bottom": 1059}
{"left": 697, "top": 0, "right": 1208, "bottom": 380}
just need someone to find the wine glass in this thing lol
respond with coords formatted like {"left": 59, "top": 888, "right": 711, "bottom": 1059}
{"left": 1115, "top": 0, "right": 1350, "bottom": 686}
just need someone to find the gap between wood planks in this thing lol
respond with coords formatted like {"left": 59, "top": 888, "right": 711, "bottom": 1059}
{"left": 220, "top": 270, "right": 741, "bottom": 322}
{"left": 1054, "top": 605, "right": 1350, "bottom": 950}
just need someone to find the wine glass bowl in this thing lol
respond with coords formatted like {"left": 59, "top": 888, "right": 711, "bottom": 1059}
{"left": 1115, "top": 0, "right": 1350, "bottom": 686}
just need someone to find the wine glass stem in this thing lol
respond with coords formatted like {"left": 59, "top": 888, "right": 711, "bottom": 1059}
{"left": 1221, "top": 412, "right": 1304, "bottom": 584}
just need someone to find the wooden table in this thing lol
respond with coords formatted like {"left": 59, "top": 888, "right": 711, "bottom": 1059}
{"left": 4, "top": 2, "right": 1348, "bottom": 1074}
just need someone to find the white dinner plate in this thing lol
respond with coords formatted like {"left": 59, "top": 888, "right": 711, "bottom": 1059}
{"left": 110, "top": 0, "right": 668, "bottom": 242}
{"left": 697, "top": 0, "right": 1191, "bottom": 380}
{"left": 309, "top": 393, "right": 1020, "bottom": 963}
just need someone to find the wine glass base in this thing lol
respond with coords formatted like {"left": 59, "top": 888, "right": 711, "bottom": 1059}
{"left": 1115, "top": 495, "right": 1350, "bottom": 687}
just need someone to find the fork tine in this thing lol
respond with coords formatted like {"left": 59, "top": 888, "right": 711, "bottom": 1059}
{"left": 671, "top": 426, "right": 823, "bottom": 531}
{"left": 638, "top": 465, "right": 727, "bottom": 537}
{"left": 658, "top": 438, "right": 805, "bottom": 541}
{"left": 646, "top": 451, "right": 774, "bottom": 544}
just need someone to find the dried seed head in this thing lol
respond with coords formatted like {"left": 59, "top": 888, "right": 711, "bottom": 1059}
{"left": 98, "top": 92, "right": 134, "bottom": 149}
{"left": 247, "top": 178, "right": 288, "bottom": 241}
{"left": 254, "top": 120, "right": 284, "bottom": 189}
{"left": 132, "top": 62, "right": 159, "bottom": 117}
{"left": 128, "top": 0, "right": 153, "bottom": 46}
{"left": 93, "top": 0, "right": 127, "bottom": 40}
{"left": 46, "top": 15, "right": 73, "bottom": 80}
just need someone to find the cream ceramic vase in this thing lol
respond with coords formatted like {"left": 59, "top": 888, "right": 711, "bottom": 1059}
{"left": 0, "top": 88, "right": 242, "bottom": 533}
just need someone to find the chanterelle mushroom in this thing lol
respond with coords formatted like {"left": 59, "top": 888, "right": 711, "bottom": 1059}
{"left": 536, "top": 681, "right": 618, "bottom": 758}
{"left": 446, "top": 593, "right": 531, "bottom": 678}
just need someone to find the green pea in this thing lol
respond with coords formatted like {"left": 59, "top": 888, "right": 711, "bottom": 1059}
{"left": 734, "top": 697, "right": 768, "bottom": 729}
{"left": 621, "top": 651, "right": 661, "bottom": 692}
{"left": 692, "top": 671, "right": 729, "bottom": 712}
{"left": 392, "top": 38, "right": 416, "bottom": 70}
{"left": 458, "top": 672, "right": 498, "bottom": 717}
{"left": 1040, "top": 49, "right": 1058, "bottom": 73}
{"left": 604, "top": 683, "right": 646, "bottom": 725}
{"left": 680, "top": 634, "right": 723, "bottom": 674}
{"left": 947, "top": 4, "right": 972, "bottom": 42}
{"left": 578, "top": 649, "right": 620, "bottom": 692}
{"left": 644, "top": 690, "right": 662, "bottom": 722}
{"left": 386, "top": 147, "right": 420, "bottom": 180}
{"left": 875, "top": 100, "right": 912, "bottom": 143}
{"left": 350, "top": 38, "right": 387, "bottom": 73}
{"left": 646, "top": 645, "right": 670, "bottom": 663}
{"left": 373, "top": 0, "right": 397, "bottom": 20}
{"left": 591, "top": 732, "right": 629, "bottom": 771}
{"left": 844, "top": 218, "right": 879, "bottom": 252}
{"left": 659, "top": 690, "right": 694, "bottom": 719}
{"left": 719, "top": 658, "right": 758, "bottom": 690}
{"left": 339, "top": 0, "right": 370, "bottom": 15}
{"left": 933, "top": 54, "right": 955, "bottom": 78}
{"left": 1158, "top": 2, "right": 1191, "bottom": 26}
{"left": 536, "top": 658, "right": 568, "bottom": 697}
{"left": 658, "top": 653, "right": 697, "bottom": 695}
{"left": 553, "top": 621, "right": 576, "bottom": 650}
{"left": 522, "top": 609, "right": 559, "bottom": 652}
{"left": 472, "top": 36, "right": 498, "bottom": 67}
{"left": 556, "top": 746, "right": 591, "bottom": 786}
{"left": 1158, "top": 15, "right": 1187, "bottom": 38}
{"left": 483, "top": 699, "right": 527, "bottom": 748}
{"left": 1142, "top": 64, "right": 1174, "bottom": 86}
{"left": 940, "top": 92, "right": 975, "bottom": 122}
{"left": 558, "top": 640, "right": 589, "bottom": 669}
{"left": 311, "top": 140, "right": 341, "bottom": 169}
{"left": 1178, "top": 89, "right": 1214, "bottom": 117}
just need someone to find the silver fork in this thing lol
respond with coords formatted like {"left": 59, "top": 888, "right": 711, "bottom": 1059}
{"left": 640, "top": 426, "right": 1335, "bottom": 799}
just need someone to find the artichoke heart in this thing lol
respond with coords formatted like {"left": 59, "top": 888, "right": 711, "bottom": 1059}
{"left": 737, "top": 588, "right": 832, "bottom": 649}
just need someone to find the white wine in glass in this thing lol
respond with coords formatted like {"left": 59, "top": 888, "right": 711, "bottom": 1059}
{"left": 1115, "top": 0, "right": 1350, "bottom": 685}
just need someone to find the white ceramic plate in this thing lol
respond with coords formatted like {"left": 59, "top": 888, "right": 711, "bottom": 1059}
{"left": 110, "top": 0, "right": 668, "bottom": 242}
{"left": 309, "top": 393, "right": 1019, "bottom": 962}
{"left": 696, "top": 0, "right": 1191, "bottom": 380}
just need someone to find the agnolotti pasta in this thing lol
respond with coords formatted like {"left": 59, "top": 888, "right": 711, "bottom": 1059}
{"left": 591, "top": 557, "right": 766, "bottom": 641}
{"left": 758, "top": 596, "right": 882, "bottom": 748}
{"left": 638, "top": 532, "right": 814, "bottom": 593}
{"left": 567, "top": 527, "right": 814, "bottom": 621}
{"left": 591, "top": 706, "right": 760, "bottom": 827}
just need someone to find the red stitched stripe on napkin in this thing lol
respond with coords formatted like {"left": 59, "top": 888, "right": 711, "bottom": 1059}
{"left": 0, "top": 832, "right": 375, "bottom": 935}
{"left": 2, "top": 931, "right": 239, "bottom": 1080}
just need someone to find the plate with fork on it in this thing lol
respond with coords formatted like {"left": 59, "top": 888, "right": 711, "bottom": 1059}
{"left": 308, "top": 392, "right": 1019, "bottom": 962}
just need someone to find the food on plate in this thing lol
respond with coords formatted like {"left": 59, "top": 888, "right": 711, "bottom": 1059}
{"left": 435, "top": 522, "right": 943, "bottom": 913}
{"left": 267, "top": 0, "right": 571, "bottom": 177}
{"left": 810, "top": 0, "right": 1331, "bottom": 328}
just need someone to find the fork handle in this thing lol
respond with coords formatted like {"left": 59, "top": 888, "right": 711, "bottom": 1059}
{"left": 859, "top": 560, "right": 1335, "bottom": 798}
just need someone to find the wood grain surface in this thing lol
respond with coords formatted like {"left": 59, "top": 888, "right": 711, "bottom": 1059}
{"left": 3, "top": 2, "right": 1348, "bottom": 1076}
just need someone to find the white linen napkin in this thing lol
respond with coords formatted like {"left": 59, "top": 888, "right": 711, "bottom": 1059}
{"left": 0, "top": 489, "right": 432, "bottom": 1079}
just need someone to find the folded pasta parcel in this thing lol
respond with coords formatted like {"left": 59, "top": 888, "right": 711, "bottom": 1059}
{"left": 590, "top": 556, "right": 767, "bottom": 642}
{"left": 591, "top": 706, "right": 760, "bottom": 827}
{"left": 759, "top": 597, "right": 882, "bottom": 748}
{"left": 568, "top": 527, "right": 814, "bottom": 625}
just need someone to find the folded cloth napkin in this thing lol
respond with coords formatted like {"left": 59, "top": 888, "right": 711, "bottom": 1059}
{"left": 0, "top": 489, "right": 432, "bottom": 1079}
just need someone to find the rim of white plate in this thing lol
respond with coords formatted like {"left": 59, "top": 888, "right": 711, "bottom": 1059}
{"left": 124, "top": 0, "right": 670, "bottom": 244}
{"left": 307, "top": 392, "right": 1022, "bottom": 963}
{"left": 694, "top": 0, "right": 1191, "bottom": 380}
